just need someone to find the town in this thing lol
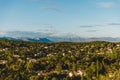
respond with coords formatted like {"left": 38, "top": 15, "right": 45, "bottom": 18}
{"left": 0, "top": 40, "right": 120, "bottom": 80}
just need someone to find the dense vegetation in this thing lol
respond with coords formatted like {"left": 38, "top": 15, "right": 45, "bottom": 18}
{"left": 0, "top": 40, "right": 120, "bottom": 80}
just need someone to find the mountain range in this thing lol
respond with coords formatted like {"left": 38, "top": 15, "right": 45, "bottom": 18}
{"left": 0, "top": 31, "right": 120, "bottom": 42}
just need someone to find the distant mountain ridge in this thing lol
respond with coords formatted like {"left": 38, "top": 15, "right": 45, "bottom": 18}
{"left": 0, "top": 31, "right": 120, "bottom": 42}
{"left": 0, "top": 37, "right": 120, "bottom": 42}
{"left": 0, "top": 37, "right": 52, "bottom": 43}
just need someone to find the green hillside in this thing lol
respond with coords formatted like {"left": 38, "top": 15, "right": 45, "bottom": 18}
{"left": 0, "top": 40, "right": 120, "bottom": 80}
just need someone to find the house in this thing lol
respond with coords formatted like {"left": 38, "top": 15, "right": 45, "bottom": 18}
{"left": 13, "top": 54, "right": 20, "bottom": 58}
{"left": 68, "top": 70, "right": 86, "bottom": 77}
{"left": 68, "top": 72, "right": 73, "bottom": 77}
{"left": 0, "top": 60, "right": 7, "bottom": 64}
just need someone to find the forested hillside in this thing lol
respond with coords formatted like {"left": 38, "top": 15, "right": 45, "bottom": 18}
{"left": 0, "top": 40, "right": 120, "bottom": 80}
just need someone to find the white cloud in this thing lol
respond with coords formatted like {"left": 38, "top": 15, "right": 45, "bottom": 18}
{"left": 0, "top": 32, "right": 7, "bottom": 36}
{"left": 97, "top": 2, "right": 116, "bottom": 8}
{"left": 40, "top": 6, "right": 61, "bottom": 12}
{"left": 79, "top": 22, "right": 120, "bottom": 28}
{"left": 108, "top": 23, "right": 120, "bottom": 25}
{"left": 86, "top": 30, "right": 98, "bottom": 32}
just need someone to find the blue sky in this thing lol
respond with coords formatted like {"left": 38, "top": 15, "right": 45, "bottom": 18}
{"left": 0, "top": 0, "right": 120, "bottom": 37}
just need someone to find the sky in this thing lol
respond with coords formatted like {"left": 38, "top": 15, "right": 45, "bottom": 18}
{"left": 0, "top": 0, "right": 120, "bottom": 37}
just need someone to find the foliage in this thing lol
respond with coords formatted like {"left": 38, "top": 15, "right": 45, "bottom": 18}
{"left": 0, "top": 40, "right": 120, "bottom": 80}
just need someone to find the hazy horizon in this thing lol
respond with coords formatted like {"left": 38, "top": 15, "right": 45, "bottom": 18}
{"left": 0, "top": 0, "right": 120, "bottom": 37}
